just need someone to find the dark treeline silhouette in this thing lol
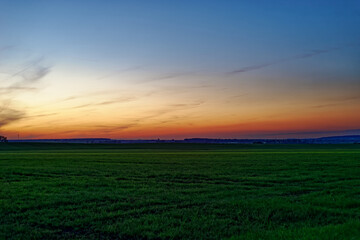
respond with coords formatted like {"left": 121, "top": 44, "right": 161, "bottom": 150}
{"left": 0, "top": 136, "right": 8, "bottom": 143}
{"left": 7, "top": 135, "right": 360, "bottom": 144}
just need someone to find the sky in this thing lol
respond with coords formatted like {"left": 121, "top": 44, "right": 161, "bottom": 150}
{"left": 1, "top": 0, "right": 360, "bottom": 139}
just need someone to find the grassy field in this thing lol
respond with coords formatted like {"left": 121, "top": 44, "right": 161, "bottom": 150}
{"left": 1, "top": 143, "right": 360, "bottom": 239}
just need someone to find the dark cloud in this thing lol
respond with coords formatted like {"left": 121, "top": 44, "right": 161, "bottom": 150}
{"left": 0, "top": 106, "right": 25, "bottom": 128}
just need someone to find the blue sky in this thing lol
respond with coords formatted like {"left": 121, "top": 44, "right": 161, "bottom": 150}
{"left": 3, "top": 0, "right": 359, "bottom": 70}
{"left": 1, "top": 1, "right": 360, "bottom": 139}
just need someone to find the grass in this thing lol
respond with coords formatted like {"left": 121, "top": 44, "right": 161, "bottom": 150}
{"left": 0, "top": 143, "right": 359, "bottom": 239}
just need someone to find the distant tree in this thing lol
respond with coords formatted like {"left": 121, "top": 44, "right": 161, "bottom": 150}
{"left": 0, "top": 136, "right": 8, "bottom": 143}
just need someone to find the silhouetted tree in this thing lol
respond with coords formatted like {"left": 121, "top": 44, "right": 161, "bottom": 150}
{"left": 0, "top": 136, "right": 8, "bottom": 143}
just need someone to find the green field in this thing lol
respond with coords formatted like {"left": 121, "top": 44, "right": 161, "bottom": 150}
{"left": 1, "top": 143, "right": 360, "bottom": 239}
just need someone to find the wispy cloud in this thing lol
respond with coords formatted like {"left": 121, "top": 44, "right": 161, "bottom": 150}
{"left": 1, "top": 59, "right": 51, "bottom": 93}
{"left": 0, "top": 46, "right": 13, "bottom": 54}
{"left": 137, "top": 71, "right": 196, "bottom": 84}
{"left": 0, "top": 87, "right": 37, "bottom": 94}
{"left": 60, "top": 90, "right": 123, "bottom": 102}
{"left": 225, "top": 93, "right": 248, "bottom": 103}
{"left": 71, "top": 97, "right": 137, "bottom": 109}
{"left": 0, "top": 54, "right": 51, "bottom": 129}
{"left": 311, "top": 95, "right": 360, "bottom": 109}
{"left": 62, "top": 100, "right": 206, "bottom": 136}
{"left": 97, "top": 65, "right": 144, "bottom": 80}
{"left": 228, "top": 45, "right": 355, "bottom": 74}
{"left": 0, "top": 106, "right": 25, "bottom": 128}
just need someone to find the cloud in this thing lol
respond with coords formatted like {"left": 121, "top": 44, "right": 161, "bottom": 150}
{"left": 0, "top": 106, "right": 25, "bottom": 128}
{"left": 0, "top": 87, "right": 37, "bottom": 95}
{"left": 1, "top": 59, "right": 51, "bottom": 95}
{"left": 64, "top": 100, "right": 206, "bottom": 135}
{"left": 311, "top": 95, "right": 360, "bottom": 108}
{"left": 0, "top": 46, "right": 13, "bottom": 54}
{"left": 97, "top": 65, "right": 144, "bottom": 80}
{"left": 25, "top": 113, "right": 59, "bottom": 119}
{"left": 91, "top": 123, "right": 139, "bottom": 133}
{"left": 0, "top": 55, "right": 51, "bottom": 129}
{"left": 153, "top": 83, "right": 212, "bottom": 95}
{"left": 137, "top": 100, "right": 205, "bottom": 122}
{"left": 71, "top": 97, "right": 136, "bottom": 109}
{"left": 228, "top": 45, "right": 352, "bottom": 74}
{"left": 225, "top": 93, "right": 248, "bottom": 103}
{"left": 59, "top": 90, "right": 123, "bottom": 102}
{"left": 137, "top": 71, "right": 196, "bottom": 84}
{"left": 8, "top": 60, "right": 50, "bottom": 87}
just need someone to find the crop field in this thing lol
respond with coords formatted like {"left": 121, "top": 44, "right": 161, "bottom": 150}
{"left": 1, "top": 143, "right": 360, "bottom": 239}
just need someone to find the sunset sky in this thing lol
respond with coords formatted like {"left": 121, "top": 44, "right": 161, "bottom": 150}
{"left": 1, "top": 1, "right": 360, "bottom": 139}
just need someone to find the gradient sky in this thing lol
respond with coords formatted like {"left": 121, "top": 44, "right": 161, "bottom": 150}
{"left": 1, "top": 0, "right": 360, "bottom": 139}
